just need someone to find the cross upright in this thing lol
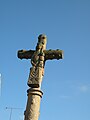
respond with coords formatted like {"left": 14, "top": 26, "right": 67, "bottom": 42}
{"left": 17, "top": 34, "right": 63, "bottom": 120}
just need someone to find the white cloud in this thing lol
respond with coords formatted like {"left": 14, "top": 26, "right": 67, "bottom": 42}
{"left": 79, "top": 85, "right": 89, "bottom": 92}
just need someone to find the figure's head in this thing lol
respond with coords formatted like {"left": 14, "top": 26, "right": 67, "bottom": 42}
{"left": 38, "top": 34, "right": 47, "bottom": 50}
{"left": 38, "top": 34, "right": 47, "bottom": 39}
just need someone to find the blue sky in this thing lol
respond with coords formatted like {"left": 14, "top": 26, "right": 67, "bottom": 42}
{"left": 0, "top": 0, "right": 90, "bottom": 120}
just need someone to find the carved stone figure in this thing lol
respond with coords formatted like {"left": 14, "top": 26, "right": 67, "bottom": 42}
{"left": 18, "top": 34, "right": 63, "bottom": 88}
{"left": 17, "top": 34, "right": 63, "bottom": 120}
{"left": 28, "top": 34, "right": 47, "bottom": 88}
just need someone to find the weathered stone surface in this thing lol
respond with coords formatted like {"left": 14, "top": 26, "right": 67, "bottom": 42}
{"left": 18, "top": 49, "right": 63, "bottom": 60}
{"left": 24, "top": 88, "right": 43, "bottom": 120}
{"left": 17, "top": 35, "right": 63, "bottom": 88}
{"left": 17, "top": 34, "right": 63, "bottom": 120}
{"left": 27, "top": 67, "right": 43, "bottom": 88}
{"left": 27, "top": 34, "right": 46, "bottom": 88}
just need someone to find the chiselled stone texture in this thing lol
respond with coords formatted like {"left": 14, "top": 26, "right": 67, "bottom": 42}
{"left": 17, "top": 35, "right": 63, "bottom": 88}
{"left": 18, "top": 49, "right": 63, "bottom": 60}
{"left": 28, "top": 67, "right": 43, "bottom": 88}
{"left": 24, "top": 88, "right": 43, "bottom": 120}
{"left": 17, "top": 34, "right": 63, "bottom": 120}
{"left": 27, "top": 34, "right": 46, "bottom": 88}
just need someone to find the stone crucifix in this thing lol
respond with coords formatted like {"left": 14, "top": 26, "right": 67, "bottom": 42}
{"left": 17, "top": 34, "right": 63, "bottom": 120}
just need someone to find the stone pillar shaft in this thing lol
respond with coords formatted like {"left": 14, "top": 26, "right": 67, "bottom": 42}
{"left": 24, "top": 88, "right": 43, "bottom": 120}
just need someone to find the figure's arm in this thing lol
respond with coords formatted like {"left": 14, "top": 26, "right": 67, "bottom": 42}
{"left": 17, "top": 50, "right": 35, "bottom": 59}
{"left": 44, "top": 49, "right": 64, "bottom": 60}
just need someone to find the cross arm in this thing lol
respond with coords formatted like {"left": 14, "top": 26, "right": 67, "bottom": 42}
{"left": 17, "top": 50, "right": 35, "bottom": 59}
{"left": 17, "top": 49, "right": 63, "bottom": 60}
{"left": 44, "top": 49, "right": 63, "bottom": 61}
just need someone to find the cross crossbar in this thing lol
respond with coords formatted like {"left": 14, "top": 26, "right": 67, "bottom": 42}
{"left": 18, "top": 49, "right": 63, "bottom": 60}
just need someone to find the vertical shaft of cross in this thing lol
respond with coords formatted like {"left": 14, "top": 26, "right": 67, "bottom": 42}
{"left": 24, "top": 34, "right": 47, "bottom": 120}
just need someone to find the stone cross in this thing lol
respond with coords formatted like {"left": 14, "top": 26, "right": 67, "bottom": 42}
{"left": 17, "top": 34, "right": 63, "bottom": 120}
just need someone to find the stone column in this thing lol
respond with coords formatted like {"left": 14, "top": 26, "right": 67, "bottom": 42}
{"left": 24, "top": 88, "right": 43, "bottom": 120}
